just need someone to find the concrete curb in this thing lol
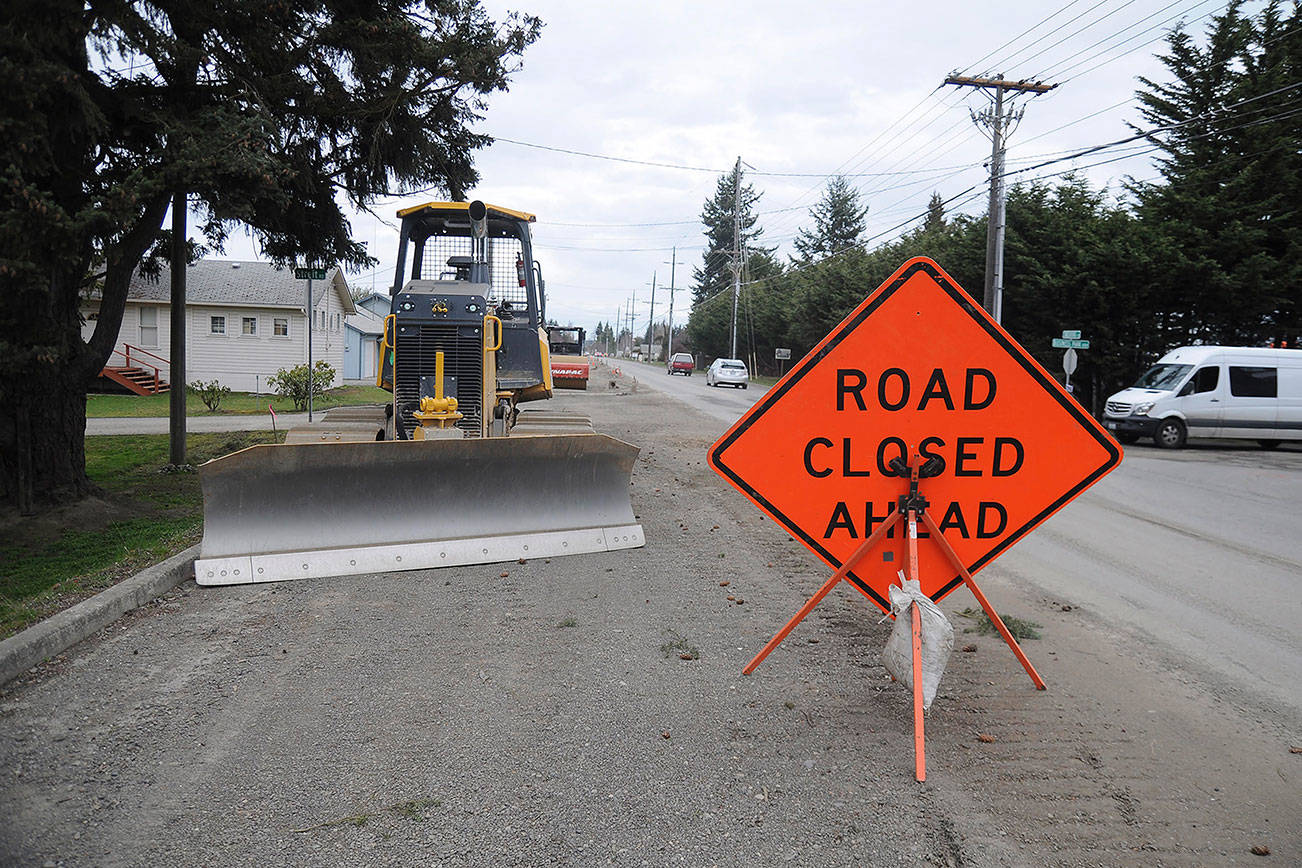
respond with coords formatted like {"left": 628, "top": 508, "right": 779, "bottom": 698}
{"left": 0, "top": 545, "right": 199, "bottom": 686}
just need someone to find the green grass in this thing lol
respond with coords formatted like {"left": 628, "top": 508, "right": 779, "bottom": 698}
{"left": 0, "top": 431, "right": 282, "bottom": 639}
{"left": 956, "top": 607, "right": 1043, "bottom": 640}
{"left": 87, "top": 385, "right": 391, "bottom": 417}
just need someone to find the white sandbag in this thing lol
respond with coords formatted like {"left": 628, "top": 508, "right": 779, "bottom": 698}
{"left": 881, "top": 575, "right": 954, "bottom": 711}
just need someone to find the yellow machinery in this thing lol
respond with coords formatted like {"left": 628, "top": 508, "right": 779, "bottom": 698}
{"left": 193, "top": 201, "right": 643, "bottom": 586}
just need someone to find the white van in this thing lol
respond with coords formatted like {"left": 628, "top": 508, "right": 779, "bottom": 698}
{"left": 1103, "top": 346, "right": 1302, "bottom": 449}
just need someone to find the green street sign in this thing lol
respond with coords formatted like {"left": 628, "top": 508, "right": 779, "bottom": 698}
{"left": 295, "top": 267, "right": 327, "bottom": 280}
{"left": 1052, "top": 338, "right": 1090, "bottom": 349}
{"left": 1061, "top": 329, "right": 1082, "bottom": 340}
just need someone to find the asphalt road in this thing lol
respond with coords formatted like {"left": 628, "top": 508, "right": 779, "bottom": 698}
{"left": 1005, "top": 440, "right": 1302, "bottom": 720}
{"left": 616, "top": 359, "right": 766, "bottom": 424}
{"left": 622, "top": 355, "right": 1302, "bottom": 720}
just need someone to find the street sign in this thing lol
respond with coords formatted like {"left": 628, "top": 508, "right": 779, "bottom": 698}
{"left": 775, "top": 347, "right": 792, "bottom": 360}
{"left": 1051, "top": 337, "right": 1090, "bottom": 349}
{"left": 1062, "top": 348, "right": 1078, "bottom": 376}
{"left": 295, "top": 267, "right": 327, "bottom": 281}
{"left": 1061, "top": 329, "right": 1082, "bottom": 340}
{"left": 709, "top": 257, "right": 1121, "bottom": 612}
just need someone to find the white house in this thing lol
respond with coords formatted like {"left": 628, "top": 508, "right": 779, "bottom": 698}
{"left": 82, "top": 260, "right": 356, "bottom": 393}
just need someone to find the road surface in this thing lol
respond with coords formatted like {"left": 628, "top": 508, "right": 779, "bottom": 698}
{"left": 1, "top": 364, "right": 1297, "bottom": 866}
{"left": 612, "top": 356, "right": 1302, "bottom": 720}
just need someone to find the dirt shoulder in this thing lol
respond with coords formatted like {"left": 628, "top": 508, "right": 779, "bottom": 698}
{"left": 1, "top": 373, "right": 1297, "bottom": 866}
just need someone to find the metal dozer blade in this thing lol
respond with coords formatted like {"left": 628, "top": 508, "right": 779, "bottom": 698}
{"left": 194, "top": 433, "right": 644, "bottom": 586}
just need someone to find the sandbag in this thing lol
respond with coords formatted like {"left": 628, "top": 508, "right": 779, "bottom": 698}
{"left": 881, "top": 576, "right": 954, "bottom": 711}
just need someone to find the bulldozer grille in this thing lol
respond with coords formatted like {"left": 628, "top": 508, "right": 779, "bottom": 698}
{"left": 395, "top": 324, "right": 483, "bottom": 435}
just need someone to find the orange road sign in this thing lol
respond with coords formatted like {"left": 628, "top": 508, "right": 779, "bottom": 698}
{"left": 709, "top": 257, "right": 1122, "bottom": 612}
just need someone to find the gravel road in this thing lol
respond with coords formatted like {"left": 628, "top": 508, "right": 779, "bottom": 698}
{"left": 2, "top": 368, "right": 1298, "bottom": 866}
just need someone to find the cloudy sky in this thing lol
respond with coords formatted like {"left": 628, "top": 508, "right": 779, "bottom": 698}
{"left": 226, "top": 0, "right": 1240, "bottom": 336}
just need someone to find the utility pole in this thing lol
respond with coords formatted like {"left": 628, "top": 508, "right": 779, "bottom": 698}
{"left": 664, "top": 247, "right": 678, "bottom": 361}
{"left": 944, "top": 74, "right": 1056, "bottom": 324}
{"left": 730, "top": 156, "right": 742, "bottom": 360}
{"left": 645, "top": 271, "right": 657, "bottom": 359}
{"left": 168, "top": 192, "right": 187, "bottom": 466}
{"left": 626, "top": 288, "right": 637, "bottom": 357}
{"left": 613, "top": 306, "right": 620, "bottom": 356}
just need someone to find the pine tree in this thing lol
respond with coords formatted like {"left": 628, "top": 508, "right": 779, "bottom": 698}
{"left": 686, "top": 166, "right": 777, "bottom": 360}
{"left": 921, "top": 192, "right": 947, "bottom": 235}
{"left": 1131, "top": 0, "right": 1301, "bottom": 345}
{"left": 792, "top": 175, "right": 869, "bottom": 262}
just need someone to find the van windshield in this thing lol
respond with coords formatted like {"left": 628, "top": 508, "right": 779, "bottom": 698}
{"left": 1133, "top": 363, "right": 1192, "bottom": 390}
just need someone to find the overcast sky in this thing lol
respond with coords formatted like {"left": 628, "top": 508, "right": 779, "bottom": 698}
{"left": 224, "top": 0, "right": 1242, "bottom": 336}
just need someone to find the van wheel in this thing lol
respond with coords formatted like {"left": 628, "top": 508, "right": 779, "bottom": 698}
{"left": 1154, "top": 418, "right": 1186, "bottom": 449}
{"left": 1116, "top": 433, "right": 1139, "bottom": 445}
{"left": 1257, "top": 439, "right": 1281, "bottom": 450}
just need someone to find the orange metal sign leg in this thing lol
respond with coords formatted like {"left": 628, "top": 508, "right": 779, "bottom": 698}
{"left": 919, "top": 510, "right": 1046, "bottom": 690}
{"left": 904, "top": 490, "right": 927, "bottom": 782}
{"left": 911, "top": 601, "right": 926, "bottom": 782}
{"left": 742, "top": 509, "right": 902, "bottom": 675}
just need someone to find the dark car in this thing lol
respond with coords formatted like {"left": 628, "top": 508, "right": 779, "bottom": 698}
{"left": 668, "top": 352, "right": 695, "bottom": 376}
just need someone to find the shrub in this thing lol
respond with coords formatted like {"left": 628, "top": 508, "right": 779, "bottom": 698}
{"left": 268, "top": 361, "right": 335, "bottom": 411}
{"left": 189, "top": 379, "right": 232, "bottom": 412}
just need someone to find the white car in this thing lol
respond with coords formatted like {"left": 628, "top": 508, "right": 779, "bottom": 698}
{"left": 706, "top": 358, "right": 749, "bottom": 389}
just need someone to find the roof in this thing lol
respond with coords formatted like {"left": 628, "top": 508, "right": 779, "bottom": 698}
{"left": 345, "top": 305, "right": 387, "bottom": 337}
{"left": 127, "top": 260, "right": 355, "bottom": 313}
{"left": 395, "top": 201, "right": 536, "bottom": 222}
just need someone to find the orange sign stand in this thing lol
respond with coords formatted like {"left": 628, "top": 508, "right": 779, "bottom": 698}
{"left": 709, "top": 257, "right": 1122, "bottom": 781}
{"left": 742, "top": 449, "right": 1045, "bottom": 781}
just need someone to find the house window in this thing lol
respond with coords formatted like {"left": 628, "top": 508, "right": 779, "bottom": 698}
{"left": 210, "top": 315, "right": 226, "bottom": 335}
{"left": 242, "top": 316, "right": 257, "bottom": 336}
{"left": 139, "top": 306, "right": 158, "bottom": 347}
{"left": 274, "top": 317, "right": 289, "bottom": 337}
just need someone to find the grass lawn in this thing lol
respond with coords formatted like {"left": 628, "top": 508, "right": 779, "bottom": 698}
{"left": 0, "top": 431, "right": 282, "bottom": 640}
{"left": 87, "top": 385, "right": 391, "bottom": 417}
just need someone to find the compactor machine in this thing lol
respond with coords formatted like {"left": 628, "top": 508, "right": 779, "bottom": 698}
{"left": 547, "top": 325, "right": 591, "bottom": 390}
{"left": 194, "top": 201, "right": 643, "bottom": 586}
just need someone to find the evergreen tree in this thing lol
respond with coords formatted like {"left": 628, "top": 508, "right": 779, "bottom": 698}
{"left": 1131, "top": 0, "right": 1301, "bottom": 346}
{"left": 686, "top": 166, "right": 775, "bottom": 360}
{"left": 0, "top": 0, "right": 541, "bottom": 510}
{"left": 921, "top": 192, "right": 947, "bottom": 235}
{"left": 792, "top": 175, "right": 869, "bottom": 262}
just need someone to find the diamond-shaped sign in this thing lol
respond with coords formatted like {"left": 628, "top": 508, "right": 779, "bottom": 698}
{"left": 709, "top": 258, "right": 1121, "bottom": 612}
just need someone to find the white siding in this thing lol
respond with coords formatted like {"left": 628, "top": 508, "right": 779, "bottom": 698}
{"left": 80, "top": 301, "right": 173, "bottom": 383}
{"left": 81, "top": 271, "right": 352, "bottom": 394}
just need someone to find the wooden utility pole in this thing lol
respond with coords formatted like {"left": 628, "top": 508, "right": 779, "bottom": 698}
{"left": 664, "top": 247, "right": 678, "bottom": 361}
{"left": 730, "top": 156, "right": 742, "bottom": 360}
{"left": 645, "top": 271, "right": 657, "bottom": 357}
{"left": 944, "top": 75, "right": 1056, "bottom": 324}
{"left": 169, "top": 193, "right": 187, "bottom": 466}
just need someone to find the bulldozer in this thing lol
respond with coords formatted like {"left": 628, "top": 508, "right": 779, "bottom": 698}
{"left": 194, "top": 201, "right": 643, "bottom": 586}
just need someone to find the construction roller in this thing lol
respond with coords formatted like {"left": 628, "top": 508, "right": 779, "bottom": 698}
{"left": 194, "top": 433, "right": 643, "bottom": 586}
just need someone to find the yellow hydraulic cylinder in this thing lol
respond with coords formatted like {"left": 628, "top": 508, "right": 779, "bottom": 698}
{"left": 412, "top": 351, "right": 463, "bottom": 439}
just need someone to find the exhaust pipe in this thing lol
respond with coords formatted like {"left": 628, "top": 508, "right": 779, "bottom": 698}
{"left": 468, "top": 199, "right": 488, "bottom": 239}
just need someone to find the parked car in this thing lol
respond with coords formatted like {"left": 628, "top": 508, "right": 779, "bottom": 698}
{"left": 706, "top": 358, "right": 749, "bottom": 389}
{"left": 668, "top": 352, "right": 695, "bottom": 376}
{"left": 1102, "top": 345, "right": 1302, "bottom": 449}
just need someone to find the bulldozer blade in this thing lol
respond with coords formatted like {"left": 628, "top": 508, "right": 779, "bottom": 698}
{"left": 194, "top": 433, "right": 643, "bottom": 586}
